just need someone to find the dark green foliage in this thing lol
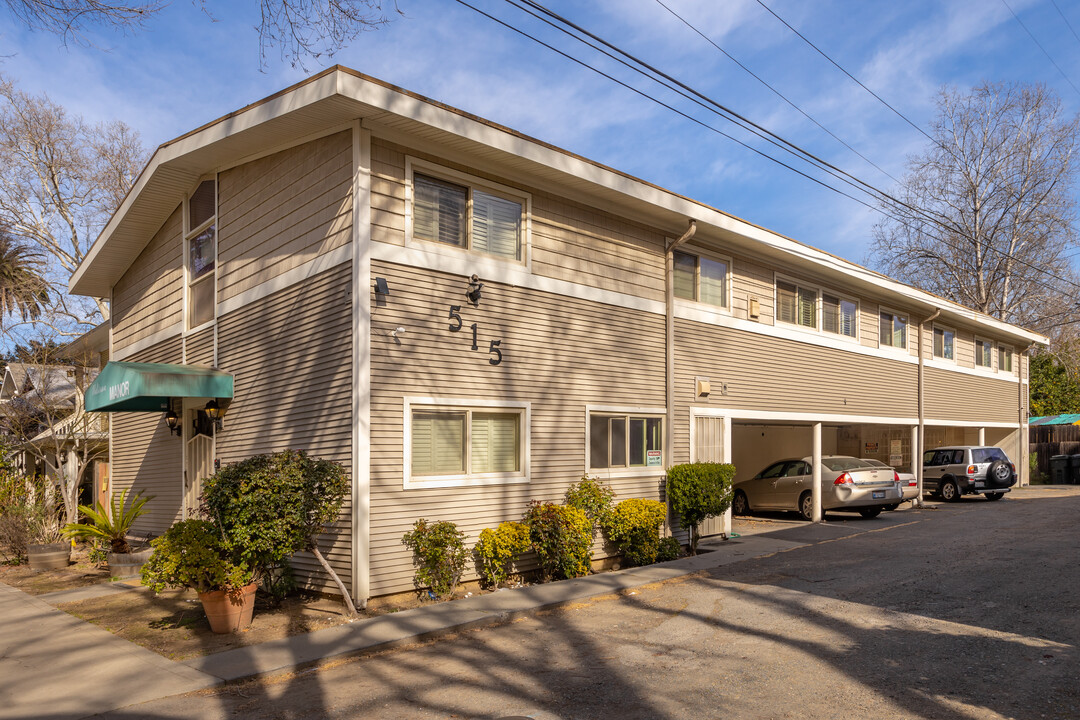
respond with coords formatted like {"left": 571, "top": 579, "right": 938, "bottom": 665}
{"left": 1029, "top": 352, "right": 1080, "bottom": 416}
{"left": 656, "top": 536, "right": 682, "bottom": 562}
{"left": 261, "top": 560, "right": 297, "bottom": 606}
{"left": 401, "top": 519, "right": 468, "bottom": 600}
{"left": 521, "top": 500, "right": 592, "bottom": 581}
{"left": 563, "top": 475, "right": 615, "bottom": 537}
{"left": 666, "top": 462, "right": 735, "bottom": 554}
{"left": 201, "top": 449, "right": 350, "bottom": 577}
{"left": 600, "top": 498, "right": 667, "bottom": 567}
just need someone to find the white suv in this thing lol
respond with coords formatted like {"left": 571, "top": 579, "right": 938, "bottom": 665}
{"left": 922, "top": 446, "right": 1016, "bottom": 502}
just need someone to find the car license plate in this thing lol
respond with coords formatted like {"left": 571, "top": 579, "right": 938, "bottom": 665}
{"left": 872, "top": 491, "right": 885, "bottom": 499}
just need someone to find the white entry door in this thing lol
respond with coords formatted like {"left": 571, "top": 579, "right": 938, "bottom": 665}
{"left": 691, "top": 413, "right": 731, "bottom": 538}
{"left": 183, "top": 400, "right": 215, "bottom": 518}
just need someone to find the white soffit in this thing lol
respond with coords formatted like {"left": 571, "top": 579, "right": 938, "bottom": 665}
{"left": 69, "top": 67, "right": 1048, "bottom": 347}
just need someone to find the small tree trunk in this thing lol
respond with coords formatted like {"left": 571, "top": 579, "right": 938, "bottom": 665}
{"left": 309, "top": 541, "right": 358, "bottom": 617}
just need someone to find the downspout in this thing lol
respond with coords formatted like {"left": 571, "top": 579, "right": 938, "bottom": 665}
{"left": 666, "top": 220, "right": 696, "bottom": 537}
{"left": 916, "top": 308, "right": 941, "bottom": 507}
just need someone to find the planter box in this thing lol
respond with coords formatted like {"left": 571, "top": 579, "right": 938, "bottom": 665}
{"left": 107, "top": 548, "right": 153, "bottom": 579}
{"left": 28, "top": 543, "right": 71, "bottom": 571}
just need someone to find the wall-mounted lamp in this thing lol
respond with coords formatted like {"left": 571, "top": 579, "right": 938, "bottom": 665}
{"left": 374, "top": 277, "right": 390, "bottom": 296}
{"left": 466, "top": 274, "right": 483, "bottom": 306}
{"left": 164, "top": 409, "right": 182, "bottom": 436}
{"left": 204, "top": 399, "right": 225, "bottom": 432}
{"left": 391, "top": 326, "right": 406, "bottom": 338}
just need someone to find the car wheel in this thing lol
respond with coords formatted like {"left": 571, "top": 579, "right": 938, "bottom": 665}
{"left": 985, "top": 492, "right": 1005, "bottom": 501}
{"left": 732, "top": 490, "right": 750, "bottom": 516}
{"left": 986, "top": 460, "right": 1012, "bottom": 487}
{"left": 858, "top": 507, "right": 882, "bottom": 519}
{"left": 940, "top": 479, "right": 960, "bottom": 503}
{"left": 798, "top": 491, "right": 814, "bottom": 521}
{"left": 885, "top": 503, "right": 900, "bottom": 511}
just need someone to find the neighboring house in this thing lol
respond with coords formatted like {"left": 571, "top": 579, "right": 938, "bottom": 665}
{"left": 71, "top": 67, "right": 1046, "bottom": 603}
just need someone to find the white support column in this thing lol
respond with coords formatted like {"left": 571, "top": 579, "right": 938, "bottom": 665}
{"left": 911, "top": 424, "right": 923, "bottom": 507}
{"left": 812, "top": 422, "right": 823, "bottom": 522}
{"left": 978, "top": 427, "right": 986, "bottom": 446}
{"left": 352, "top": 121, "right": 372, "bottom": 608}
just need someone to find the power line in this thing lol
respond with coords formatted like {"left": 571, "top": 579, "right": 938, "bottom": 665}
{"left": 1001, "top": 0, "right": 1080, "bottom": 99}
{"left": 1048, "top": 0, "right": 1080, "bottom": 50}
{"left": 752, "top": 0, "right": 933, "bottom": 142}
{"left": 653, "top": 0, "right": 899, "bottom": 185}
{"left": 452, "top": 0, "right": 1080, "bottom": 304}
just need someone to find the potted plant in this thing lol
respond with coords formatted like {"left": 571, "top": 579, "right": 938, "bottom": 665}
{"left": 140, "top": 519, "right": 256, "bottom": 633}
{"left": 23, "top": 477, "right": 69, "bottom": 571}
{"left": 61, "top": 489, "right": 153, "bottom": 578}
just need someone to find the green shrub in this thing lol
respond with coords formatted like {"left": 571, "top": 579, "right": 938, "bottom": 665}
{"left": 656, "top": 536, "right": 682, "bottom": 562}
{"left": 140, "top": 519, "right": 253, "bottom": 598}
{"left": 564, "top": 475, "right": 615, "bottom": 537}
{"left": 401, "top": 519, "right": 468, "bottom": 600}
{"left": 522, "top": 501, "right": 592, "bottom": 581}
{"left": 666, "top": 462, "right": 735, "bottom": 554}
{"left": 601, "top": 498, "right": 667, "bottom": 567}
{"left": 474, "top": 521, "right": 530, "bottom": 589}
{"left": 62, "top": 489, "right": 152, "bottom": 553}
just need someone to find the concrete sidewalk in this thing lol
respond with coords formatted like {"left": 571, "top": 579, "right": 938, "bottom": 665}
{"left": 2, "top": 529, "right": 812, "bottom": 719}
{"left": 0, "top": 582, "right": 219, "bottom": 720}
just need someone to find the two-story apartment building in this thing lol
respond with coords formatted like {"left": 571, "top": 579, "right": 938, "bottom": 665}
{"left": 73, "top": 67, "right": 1045, "bottom": 603}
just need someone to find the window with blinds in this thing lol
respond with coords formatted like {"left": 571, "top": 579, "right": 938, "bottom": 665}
{"left": 822, "top": 293, "right": 857, "bottom": 338}
{"left": 186, "top": 179, "right": 216, "bottom": 329}
{"left": 879, "top": 310, "right": 908, "bottom": 349}
{"left": 975, "top": 339, "right": 994, "bottom": 368}
{"left": 933, "top": 327, "right": 955, "bottom": 360}
{"left": 409, "top": 405, "right": 524, "bottom": 483}
{"left": 413, "top": 171, "right": 523, "bottom": 261}
{"left": 998, "top": 346, "right": 1013, "bottom": 372}
{"left": 589, "top": 413, "right": 663, "bottom": 470}
{"left": 777, "top": 280, "right": 816, "bottom": 329}
{"left": 673, "top": 251, "right": 730, "bottom": 308}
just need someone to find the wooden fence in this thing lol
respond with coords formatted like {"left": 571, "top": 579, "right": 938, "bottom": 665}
{"left": 1030, "top": 424, "right": 1080, "bottom": 479}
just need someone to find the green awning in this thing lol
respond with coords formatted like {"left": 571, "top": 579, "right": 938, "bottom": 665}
{"left": 85, "top": 361, "right": 234, "bottom": 412}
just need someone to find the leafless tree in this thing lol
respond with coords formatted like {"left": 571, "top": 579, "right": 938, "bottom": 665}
{"left": 870, "top": 83, "right": 1080, "bottom": 333}
{"left": 0, "top": 331, "right": 107, "bottom": 526}
{"left": 3, "top": 0, "right": 401, "bottom": 68}
{"left": 0, "top": 73, "right": 148, "bottom": 323}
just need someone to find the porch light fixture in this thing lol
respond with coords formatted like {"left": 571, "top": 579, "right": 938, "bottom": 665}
{"left": 204, "top": 400, "right": 225, "bottom": 431}
{"left": 466, "top": 274, "right": 483, "bottom": 306}
{"left": 164, "top": 410, "right": 182, "bottom": 436}
{"left": 374, "top": 277, "right": 390, "bottom": 296}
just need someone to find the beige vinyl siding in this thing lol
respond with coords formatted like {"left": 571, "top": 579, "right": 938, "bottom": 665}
{"left": 730, "top": 254, "right": 773, "bottom": 323}
{"left": 369, "top": 259, "right": 666, "bottom": 596}
{"left": 923, "top": 367, "right": 1018, "bottom": 423}
{"left": 861, "top": 303, "right": 879, "bottom": 348}
{"left": 217, "top": 130, "right": 353, "bottom": 302}
{"left": 954, "top": 330, "right": 975, "bottom": 368}
{"left": 215, "top": 262, "right": 353, "bottom": 592}
{"left": 111, "top": 206, "right": 183, "bottom": 351}
{"left": 109, "top": 336, "right": 183, "bottom": 536}
{"left": 370, "top": 138, "right": 666, "bottom": 303}
{"left": 672, "top": 317, "right": 919, "bottom": 461}
{"left": 185, "top": 327, "right": 214, "bottom": 366}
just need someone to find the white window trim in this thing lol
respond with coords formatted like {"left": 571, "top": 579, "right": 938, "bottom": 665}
{"left": 974, "top": 336, "right": 995, "bottom": 371}
{"left": 773, "top": 273, "right": 820, "bottom": 332}
{"left": 673, "top": 246, "right": 733, "bottom": 314}
{"left": 584, "top": 404, "right": 667, "bottom": 479}
{"left": 404, "top": 156, "right": 532, "bottom": 271}
{"left": 931, "top": 323, "right": 957, "bottom": 363}
{"left": 998, "top": 343, "right": 1015, "bottom": 375}
{"left": 877, "top": 305, "right": 910, "bottom": 354}
{"left": 183, "top": 175, "right": 218, "bottom": 336}
{"left": 819, "top": 288, "right": 860, "bottom": 343}
{"left": 402, "top": 396, "right": 530, "bottom": 489}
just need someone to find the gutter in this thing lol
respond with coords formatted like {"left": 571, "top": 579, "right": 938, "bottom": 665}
{"left": 916, "top": 308, "right": 941, "bottom": 507}
{"left": 666, "top": 220, "right": 696, "bottom": 500}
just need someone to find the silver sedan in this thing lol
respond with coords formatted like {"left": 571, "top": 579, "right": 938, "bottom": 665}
{"left": 860, "top": 458, "right": 918, "bottom": 505}
{"left": 732, "top": 455, "right": 904, "bottom": 520}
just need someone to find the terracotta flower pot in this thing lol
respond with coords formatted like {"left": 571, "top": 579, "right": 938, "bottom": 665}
{"left": 28, "top": 543, "right": 71, "bottom": 571}
{"left": 198, "top": 582, "right": 258, "bottom": 633}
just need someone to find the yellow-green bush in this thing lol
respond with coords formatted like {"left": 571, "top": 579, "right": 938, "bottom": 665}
{"left": 601, "top": 498, "right": 667, "bottom": 567}
{"left": 474, "top": 521, "right": 530, "bottom": 588}
{"left": 522, "top": 501, "right": 592, "bottom": 581}
{"left": 563, "top": 475, "right": 615, "bottom": 537}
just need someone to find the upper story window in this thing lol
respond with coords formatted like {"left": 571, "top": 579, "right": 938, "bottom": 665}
{"left": 674, "top": 250, "right": 730, "bottom": 308}
{"left": 777, "top": 280, "right": 817, "bottom": 329}
{"left": 975, "top": 338, "right": 994, "bottom": 368}
{"left": 822, "top": 293, "right": 857, "bottom": 339}
{"left": 186, "top": 179, "right": 216, "bottom": 330}
{"left": 411, "top": 169, "right": 525, "bottom": 262}
{"left": 879, "top": 310, "right": 908, "bottom": 349}
{"left": 999, "top": 345, "right": 1013, "bottom": 373}
{"left": 933, "top": 326, "right": 955, "bottom": 360}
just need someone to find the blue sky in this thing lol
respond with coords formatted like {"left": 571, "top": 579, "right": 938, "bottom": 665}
{"left": 3, "top": 0, "right": 1080, "bottom": 265}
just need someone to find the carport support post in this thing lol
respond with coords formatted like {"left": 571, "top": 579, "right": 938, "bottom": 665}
{"left": 978, "top": 427, "right": 985, "bottom": 446}
{"left": 911, "top": 425, "right": 922, "bottom": 508}
{"left": 812, "top": 422, "right": 823, "bottom": 522}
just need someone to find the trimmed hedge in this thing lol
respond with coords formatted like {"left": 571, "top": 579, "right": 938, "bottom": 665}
{"left": 474, "top": 521, "right": 530, "bottom": 588}
{"left": 601, "top": 498, "right": 667, "bottom": 567}
{"left": 522, "top": 501, "right": 592, "bottom": 581}
{"left": 666, "top": 462, "right": 735, "bottom": 554}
